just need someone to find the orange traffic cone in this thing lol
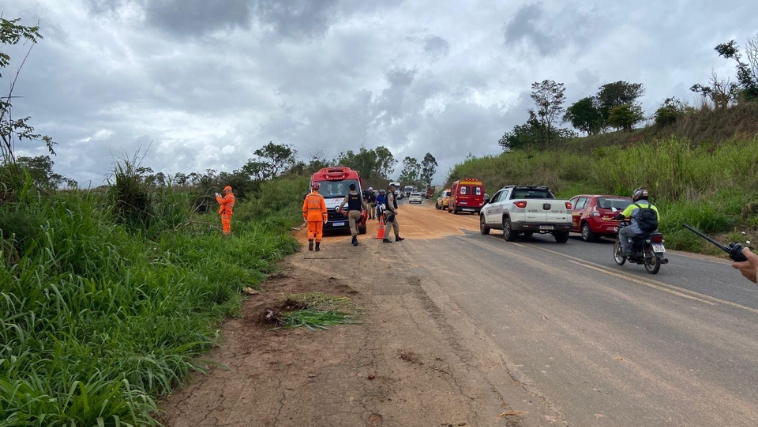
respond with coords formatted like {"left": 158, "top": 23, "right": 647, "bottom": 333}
{"left": 375, "top": 215, "right": 386, "bottom": 239}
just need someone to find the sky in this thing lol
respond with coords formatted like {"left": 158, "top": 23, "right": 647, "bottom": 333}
{"left": 3, "top": 0, "right": 757, "bottom": 187}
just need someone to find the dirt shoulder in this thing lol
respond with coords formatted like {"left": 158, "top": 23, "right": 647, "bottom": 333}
{"left": 161, "top": 202, "right": 562, "bottom": 426}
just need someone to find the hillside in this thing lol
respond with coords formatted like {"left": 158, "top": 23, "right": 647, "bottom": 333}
{"left": 446, "top": 103, "right": 758, "bottom": 254}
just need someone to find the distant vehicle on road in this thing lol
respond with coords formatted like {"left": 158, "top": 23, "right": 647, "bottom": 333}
{"left": 449, "top": 178, "right": 485, "bottom": 215}
{"left": 569, "top": 195, "right": 633, "bottom": 242}
{"left": 425, "top": 187, "right": 436, "bottom": 199}
{"left": 436, "top": 188, "right": 451, "bottom": 210}
{"left": 480, "top": 185, "right": 572, "bottom": 243}
{"left": 408, "top": 192, "right": 424, "bottom": 204}
{"left": 404, "top": 185, "right": 415, "bottom": 197}
{"left": 389, "top": 182, "right": 403, "bottom": 200}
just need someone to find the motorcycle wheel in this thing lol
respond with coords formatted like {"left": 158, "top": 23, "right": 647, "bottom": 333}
{"left": 613, "top": 240, "right": 626, "bottom": 265}
{"left": 644, "top": 247, "right": 661, "bottom": 274}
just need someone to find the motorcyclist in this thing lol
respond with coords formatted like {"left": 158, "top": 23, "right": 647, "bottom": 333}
{"left": 613, "top": 187, "right": 660, "bottom": 256}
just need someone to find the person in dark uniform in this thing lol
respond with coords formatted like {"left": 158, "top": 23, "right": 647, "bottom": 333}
{"left": 338, "top": 183, "right": 369, "bottom": 246}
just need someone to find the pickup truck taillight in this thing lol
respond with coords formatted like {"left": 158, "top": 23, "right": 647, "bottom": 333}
{"left": 565, "top": 202, "right": 572, "bottom": 209}
{"left": 515, "top": 201, "right": 527, "bottom": 208}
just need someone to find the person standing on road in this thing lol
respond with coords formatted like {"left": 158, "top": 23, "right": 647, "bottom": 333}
{"left": 376, "top": 189, "right": 387, "bottom": 221}
{"left": 383, "top": 183, "right": 404, "bottom": 244}
{"left": 215, "top": 185, "right": 235, "bottom": 236}
{"left": 338, "top": 183, "right": 369, "bottom": 246}
{"left": 366, "top": 187, "right": 377, "bottom": 220}
{"left": 302, "top": 182, "right": 328, "bottom": 252}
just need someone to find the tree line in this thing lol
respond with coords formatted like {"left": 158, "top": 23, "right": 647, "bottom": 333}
{"left": 499, "top": 35, "right": 758, "bottom": 152}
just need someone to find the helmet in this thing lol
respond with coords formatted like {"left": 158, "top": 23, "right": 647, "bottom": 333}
{"left": 311, "top": 182, "right": 320, "bottom": 190}
{"left": 632, "top": 187, "right": 649, "bottom": 202}
{"left": 223, "top": 185, "right": 232, "bottom": 192}
{"left": 379, "top": 189, "right": 385, "bottom": 193}
{"left": 368, "top": 187, "right": 373, "bottom": 191}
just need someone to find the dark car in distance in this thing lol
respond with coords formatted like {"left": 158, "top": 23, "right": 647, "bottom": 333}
{"left": 569, "top": 195, "right": 633, "bottom": 241}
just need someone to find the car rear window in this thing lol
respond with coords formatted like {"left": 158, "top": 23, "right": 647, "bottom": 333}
{"left": 459, "top": 186, "right": 468, "bottom": 195}
{"left": 511, "top": 189, "right": 555, "bottom": 199}
{"left": 597, "top": 198, "right": 632, "bottom": 210}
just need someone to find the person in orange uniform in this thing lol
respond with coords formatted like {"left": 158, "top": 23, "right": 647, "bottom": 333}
{"left": 215, "top": 185, "right": 235, "bottom": 235}
{"left": 302, "top": 182, "right": 328, "bottom": 251}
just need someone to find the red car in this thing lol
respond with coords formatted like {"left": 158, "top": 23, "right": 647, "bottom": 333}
{"left": 569, "top": 195, "right": 633, "bottom": 241}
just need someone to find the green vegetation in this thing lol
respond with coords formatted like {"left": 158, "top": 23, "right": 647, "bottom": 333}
{"left": 448, "top": 134, "right": 758, "bottom": 252}
{"left": 0, "top": 159, "right": 307, "bottom": 425}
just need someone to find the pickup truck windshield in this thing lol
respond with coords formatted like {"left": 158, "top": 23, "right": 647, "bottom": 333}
{"left": 510, "top": 189, "right": 555, "bottom": 199}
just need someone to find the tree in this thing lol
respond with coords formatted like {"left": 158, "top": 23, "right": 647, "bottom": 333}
{"left": 499, "top": 111, "right": 546, "bottom": 151}
{"left": 173, "top": 172, "right": 188, "bottom": 186}
{"left": 0, "top": 18, "right": 56, "bottom": 188}
{"left": 242, "top": 142, "right": 296, "bottom": 181}
{"left": 597, "top": 81, "right": 645, "bottom": 125}
{"left": 690, "top": 70, "right": 738, "bottom": 110}
{"left": 607, "top": 104, "right": 644, "bottom": 132}
{"left": 373, "top": 145, "right": 396, "bottom": 180}
{"left": 420, "top": 153, "right": 437, "bottom": 187}
{"left": 16, "top": 155, "right": 68, "bottom": 189}
{"left": 398, "top": 156, "right": 421, "bottom": 186}
{"left": 707, "top": 38, "right": 758, "bottom": 102}
{"left": 563, "top": 97, "right": 602, "bottom": 135}
{"left": 530, "top": 80, "right": 566, "bottom": 145}
{"left": 654, "top": 97, "right": 692, "bottom": 127}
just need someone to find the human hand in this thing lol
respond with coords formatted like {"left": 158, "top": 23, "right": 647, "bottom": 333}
{"left": 323, "top": 219, "right": 328, "bottom": 224}
{"left": 215, "top": 193, "right": 220, "bottom": 198}
{"left": 732, "top": 247, "right": 758, "bottom": 284}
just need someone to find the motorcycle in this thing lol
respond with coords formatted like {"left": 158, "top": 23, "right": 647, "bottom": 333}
{"left": 613, "top": 220, "right": 668, "bottom": 274}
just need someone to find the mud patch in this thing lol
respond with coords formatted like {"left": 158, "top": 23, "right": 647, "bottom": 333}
{"left": 398, "top": 350, "right": 424, "bottom": 366}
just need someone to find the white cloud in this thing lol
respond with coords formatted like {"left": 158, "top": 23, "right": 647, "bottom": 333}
{"left": 3, "top": 0, "right": 757, "bottom": 185}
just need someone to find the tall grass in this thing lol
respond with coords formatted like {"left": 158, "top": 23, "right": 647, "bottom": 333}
{"left": 0, "top": 172, "right": 302, "bottom": 425}
{"left": 448, "top": 135, "right": 758, "bottom": 249}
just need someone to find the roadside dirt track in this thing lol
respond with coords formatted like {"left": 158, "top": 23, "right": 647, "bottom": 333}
{"left": 161, "top": 202, "right": 563, "bottom": 427}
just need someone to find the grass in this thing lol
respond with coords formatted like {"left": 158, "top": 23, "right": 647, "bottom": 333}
{"left": 0, "top": 169, "right": 306, "bottom": 426}
{"left": 272, "top": 293, "right": 359, "bottom": 331}
{"left": 447, "top": 134, "right": 758, "bottom": 253}
{"left": 277, "top": 309, "right": 358, "bottom": 331}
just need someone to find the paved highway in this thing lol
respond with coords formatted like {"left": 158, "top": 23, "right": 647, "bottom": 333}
{"left": 399, "top": 200, "right": 758, "bottom": 426}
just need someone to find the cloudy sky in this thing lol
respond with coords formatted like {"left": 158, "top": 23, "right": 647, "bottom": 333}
{"left": 4, "top": 0, "right": 756, "bottom": 186}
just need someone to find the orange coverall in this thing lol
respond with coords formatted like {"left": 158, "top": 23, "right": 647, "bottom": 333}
{"left": 302, "top": 190, "right": 328, "bottom": 242}
{"left": 216, "top": 192, "right": 235, "bottom": 235}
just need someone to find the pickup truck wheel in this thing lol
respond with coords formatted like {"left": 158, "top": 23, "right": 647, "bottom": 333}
{"left": 553, "top": 231, "right": 569, "bottom": 243}
{"left": 581, "top": 222, "right": 597, "bottom": 242}
{"left": 502, "top": 218, "right": 516, "bottom": 241}
{"left": 480, "top": 215, "right": 490, "bottom": 235}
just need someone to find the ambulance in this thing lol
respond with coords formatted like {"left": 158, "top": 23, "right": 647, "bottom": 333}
{"left": 310, "top": 166, "right": 368, "bottom": 234}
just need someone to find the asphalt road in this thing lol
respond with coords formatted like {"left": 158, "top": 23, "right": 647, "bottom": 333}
{"left": 399, "top": 200, "right": 758, "bottom": 426}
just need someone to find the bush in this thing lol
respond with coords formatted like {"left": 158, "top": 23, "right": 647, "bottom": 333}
{"left": 0, "top": 177, "right": 300, "bottom": 425}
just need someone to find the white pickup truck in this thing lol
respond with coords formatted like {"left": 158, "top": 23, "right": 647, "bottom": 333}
{"left": 479, "top": 185, "right": 573, "bottom": 243}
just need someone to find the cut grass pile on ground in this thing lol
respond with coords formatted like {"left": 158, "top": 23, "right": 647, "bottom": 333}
{"left": 264, "top": 292, "right": 359, "bottom": 331}
{"left": 279, "top": 309, "right": 358, "bottom": 330}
